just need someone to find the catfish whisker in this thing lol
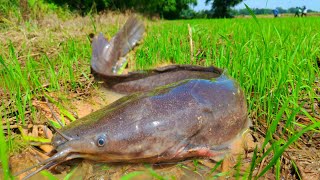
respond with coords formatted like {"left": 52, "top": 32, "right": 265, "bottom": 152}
{"left": 22, "top": 160, "right": 60, "bottom": 180}
{"left": 15, "top": 148, "right": 71, "bottom": 177}
{"left": 48, "top": 123, "right": 73, "bottom": 141}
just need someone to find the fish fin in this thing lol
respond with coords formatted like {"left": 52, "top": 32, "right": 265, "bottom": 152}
{"left": 91, "top": 17, "right": 145, "bottom": 75}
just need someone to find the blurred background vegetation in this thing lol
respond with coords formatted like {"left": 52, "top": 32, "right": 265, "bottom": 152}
{"left": 1, "top": 0, "right": 319, "bottom": 22}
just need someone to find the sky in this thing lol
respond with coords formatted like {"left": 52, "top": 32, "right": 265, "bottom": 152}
{"left": 192, "top": 0, "right": 320, "bottom": 11}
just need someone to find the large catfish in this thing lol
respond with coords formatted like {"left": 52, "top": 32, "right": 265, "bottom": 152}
{"left": 17, "top": 17, "right": 249, "bottom": 179}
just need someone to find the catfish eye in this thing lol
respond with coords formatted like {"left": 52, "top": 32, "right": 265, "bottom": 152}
{"left": 97, "top": 136, "right": 106, "bottom": 147}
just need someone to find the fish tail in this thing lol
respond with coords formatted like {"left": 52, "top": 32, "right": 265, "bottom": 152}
{"left": 91, "top": 17, "right": 145, "bottom": 75}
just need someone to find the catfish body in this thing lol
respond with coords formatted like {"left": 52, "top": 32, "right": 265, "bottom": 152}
{"left": 51, "top": 16, "right": 248, "bottom": 164}
{"left": 52, "top": 76, "right": 248, "bottom": 163}
{"left": 18, "top": 17, "right": 249, "bottom": 179}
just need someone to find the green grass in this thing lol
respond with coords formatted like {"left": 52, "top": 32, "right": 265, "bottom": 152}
{"left": 135, "top": 17, "right": 320, "bottom": 178}
{"left": 0, "top": 0, "right": 70, "bottom": 24}
{"left": 0, "top": 114, "right": 12, "bottom": 179}
{"left": 0, "top": 9, "right": 320, "bottom": 179}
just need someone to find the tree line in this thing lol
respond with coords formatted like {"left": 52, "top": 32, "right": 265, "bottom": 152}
{"left": 46, "top": 0, "right": 243, "bottom": 19}
{"left": 8, "top": 0, "right": 318, "bottom": 20}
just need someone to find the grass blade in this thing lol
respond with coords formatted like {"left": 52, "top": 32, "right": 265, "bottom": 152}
{"left": 257, "top": 122, "right": 320, "bottom": 178}
{"left": 0, "top": 116, "right": 12, "bottom": 179}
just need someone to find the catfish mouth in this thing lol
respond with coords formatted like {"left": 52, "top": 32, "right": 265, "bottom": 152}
{"left": 14, "top": 143, "right": 81, "bottom": 180}
{"left": 15, "top": 143, "right": 148, "bottom": 180}
{"left": 14, "top": 131, "right": 87, "bottom": 180}
{"left": 15, "top": 135, "right": 128, "bottom": 179}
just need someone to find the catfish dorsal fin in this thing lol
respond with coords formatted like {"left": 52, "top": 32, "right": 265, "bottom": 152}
{"left": 91, "top": 17, "right": 145, "bottom": 75}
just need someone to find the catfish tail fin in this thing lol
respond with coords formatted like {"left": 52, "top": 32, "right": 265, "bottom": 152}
{"left": 91, "top": 17, "right": 145, "bottom": 75}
